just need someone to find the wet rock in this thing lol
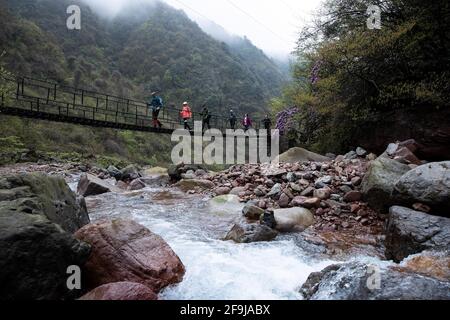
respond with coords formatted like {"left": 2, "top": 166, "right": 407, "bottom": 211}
{"left": 393, "top": 162, "right": 450, "bottom": 214}
{"left": 120, "top": 165, "right": 141, "bottom": 182}
{"left": 79, "top": 282, "right": 158, "bottom": 301}
{"left": 214, "top": 187, "right": 231, "bottom": 195}
{"left": 230, "top": 187, "right": 246, "bottom": 196}
{"left": 174, "top": 179, "right": 215, "bottom": 192}
{"left": 208, "top": 194, "right": 243, "bottom": 216}
{"left": 243, "top": 204, "right": 265, "bottom": 220}
{"left": 0, "top": 173, "right": 91, "bottom": 300}
{"left": 395, "top": 251, "right": 450, "bottom": 282}
{"left": 224, "top": 222, "right": 278, "bottom": 243}
{"left": 272, "top": 147, "right": 330, "bottom": 163}
{"left": 356, "top": 147, "right": 367, "bottom": 157}
{"left": 361, "top": 157, "right": 410, "bottom": 212}
{"left": 393, "top": 147, "right": 422, "bottom": 165}
{"left": 128, "top": 179, "right": 146, "bottom": 191}
{"left": 77, "top": 173, "right": 121, "bottom": 197}
{"left": 107, "top": 165, "right": 122, "bottom": 180}
{"left": 300, "top": 262, "right": 450, "bottom": 300}
{"left": 385, "top": 206, "right": 450, "bottom": 262}
{"left": 274, "top": 207, "right": 314, "bottom": 232}
{"left": 343, "top": 191, "right": 362, "bottom": 202}
{"left": 74, "top": 219, "right": 185, "bottom": 293}
{"left": 260, "top": 210, "right": 277, "bottom": 229}
{"left": 116, "top": 181, "right": 128, "bottom": 190}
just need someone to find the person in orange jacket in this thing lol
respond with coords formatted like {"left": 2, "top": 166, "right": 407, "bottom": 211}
{"left": 180, "top": 102, "right": 192, "bottom": 131}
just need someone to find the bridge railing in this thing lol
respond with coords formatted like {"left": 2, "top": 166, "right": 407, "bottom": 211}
{"left": 1, "top": 75, "right": 267, "bottom": 132}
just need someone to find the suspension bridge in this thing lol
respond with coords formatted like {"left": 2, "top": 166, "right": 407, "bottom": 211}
{"left": 0, "top": 76, "right": 269, "bottom": 134}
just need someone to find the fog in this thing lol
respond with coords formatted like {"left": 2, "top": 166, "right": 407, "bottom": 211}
{"left": 81, "top": 0, "right": 321, "bottom": 60}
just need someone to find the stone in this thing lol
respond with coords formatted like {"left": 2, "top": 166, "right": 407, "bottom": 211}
{"left": 290, "top": 196, "right": 308, "bottom": 207}
{"left": 396, "top": 251, "right": 450, "bottom": 282}
{"left": 79, "top": 282, "right": 158, "bottom": 301}
{"left": 174, "top": 179, "right": 215, "bottom": 192}
{"left": 243, "top": 204, "right": 265, "bottom": 220}
{"left": 351, "top": 177, "right": 362, "bottom": 186}
{"left": 254, "top": 187, "right": 266, "bottom": 197}
{"left": 77, "top": 173, "right": 121, "bottom": 197}
{"left": 267, "top": 183, "right": 282, "bottom": 198}
{"left": 290, "top": 183, "right": 303, "bottom": 192}
{"left": 208, "top": 195, "right": 243, "bottom": 216}
{"left": 344, "top": 151, "right": 358, "bottom": 160}
{"left": 120, "top": 165, "right": 141, "bottom": 181}
{"left": 272, "top": 147, "right": 330, "bottom": 163}
{"left": 301, "top": 197, "right": 321, "bottom": 209}
{"left": 214, "top": 187, "right": 231, "bottom": 195}
{"left": 301, "top": 186, "right": 315, "bottom": 197}
{"left": 286, "top": 172, "right": 297, "bottom": 182}
{"left": 230, "top": 187, "right": 246, "bottom": 196}
{"left": 0, "top": 173, "right": 91, "bottom": 300}
{"left": 143, "top": 167, "right": 168, "bottom": 176}
{"left": 361, "top": 157, "right": 410, "bottom": 212}
{"left": 393, "top": 162, "right": 450, "bottom": 214}
{"left": 386, "top": 143, "right": 399, "bottom": 156}
{"left": 128, "top": 178, "right": 146, "bottom": 191}
{"left": 278, "top": 193, "right": 291, "bottom": 208}
{"left": 356, "top": 147, "right": 367, "bottom": 157}
{"left": 116, "top": 181, "right": 128, "bottom": 190}
{"left": 260, "top": 210, "right": 277, "bottom": 229}
{"left": 274, "top": 207, "right": 314, "bottom": 232}
{"left": 314, "top": 176, "right": 332, "bottom": 188}
{"left": 313, "top": 188, "right": 331, "bottom": 200}
{"left": 412, "top": 203, "right": 431, "bottom": 213}
{"left": 107, "top": 165, "right": 122, "bottom": 180}
{"left": 385, "top": 206, "right": 450, "bottom": 262}
{"left": 343, "top": 191, "right": 362, "bottom": 202}
{"left": 75, "top": 219, "right": 185, "bottom": 293}
{"left": 393, "top": 147, "right": 422, "bottom": 165}
{"left": 300, "top": 262, "right": 450, "bottom": 300}
{"left": 224, "top": 222, "right": 278, "bottom": 243}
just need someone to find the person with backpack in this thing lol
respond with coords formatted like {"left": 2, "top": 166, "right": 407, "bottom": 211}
{"left": 200, "top": 105, "right": 211, "bottom": 132}
{"left": 242, "top": 113, "right": 252, "bottom": 132}
{"left": 229, "top": 109, "right": 237, "bottom": 130}
{"left": 180, "top": 102, "right": 192, "bottom": 131}
{"left": 149, "top": 91, "right": 163, "bottom": 128}
{"left": 262, "top": 114, "right": 272, "bottom": 131}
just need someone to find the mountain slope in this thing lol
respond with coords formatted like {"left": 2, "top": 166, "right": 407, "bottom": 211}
{"left": 0, "top": 0, "right": 286, "bottom": 115}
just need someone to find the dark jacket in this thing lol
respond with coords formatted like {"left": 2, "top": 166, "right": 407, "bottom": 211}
{"left": 150, "top": 96, "right": 163, "bottom": 111}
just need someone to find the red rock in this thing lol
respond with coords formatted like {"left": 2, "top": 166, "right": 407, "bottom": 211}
{"left": 128, "top": 179, "right": 146, "bottom": 191}
{"left": 290, "top": 196, "right": 308, "bottom": 207}
{"left": 313, "top": 188, "right": 331, "bottom": 200}
{"left": 79, "top": 282, "right": 157, "bottom": 301}
{"left": 351, "top": 177, "right": 362, "bottom": 186}
{"left": 350, "top": 204, "right": 361, "bottom": 213}
{"left": 214, "top": 187, "right": 231, "bottom": 195}
{"left": 116, "top": 181, "right": 128, "bottom": 190}
{"left": 412, "top": 203, "right": 431, "bottom": 213}
{"left": 278, "top": 193, "right": 291, "bottom": 208}
{"left": 343, "top": 191, "right": 362, "bottom": 202}
{"left": 393, "top": 147, "right": 422, "bottom": 165}
{"left": 74, "top": 219, "right": 185, "bottom": 293}
{"left": 302, "top": 197, "right": 321, "bottom": 209}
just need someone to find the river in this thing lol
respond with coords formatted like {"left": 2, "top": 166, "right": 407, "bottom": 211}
{"left": 68, "top": 179, "right": 380, "bottom": 300}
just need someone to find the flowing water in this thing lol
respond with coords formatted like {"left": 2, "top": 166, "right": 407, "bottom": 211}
{"left": 68, "top": 180, "right": 378, "bottom": 300}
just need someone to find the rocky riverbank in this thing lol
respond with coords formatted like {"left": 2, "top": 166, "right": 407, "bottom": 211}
{"left": 0, "top": 139, "right": 449, "bottom": 300}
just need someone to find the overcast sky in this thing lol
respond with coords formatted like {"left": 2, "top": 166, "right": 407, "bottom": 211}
{"left": 84, "top": 0, "right": 322, "bottom": 59}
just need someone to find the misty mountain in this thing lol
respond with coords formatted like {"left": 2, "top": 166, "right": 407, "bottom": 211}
{"left": 0, "top": 0, "right": 287, "bottom": 115}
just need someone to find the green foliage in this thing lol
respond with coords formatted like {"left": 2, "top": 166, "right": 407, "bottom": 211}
{"left": 273, "top": 0, "right": 450, "bottom": 154}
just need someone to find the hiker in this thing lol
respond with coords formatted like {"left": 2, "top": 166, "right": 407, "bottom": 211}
{"left": 180, "top": 101, "right": 192, "bottom": 131}
{"left": 200, "top": 105, "right": 211, "bottom": 132}
{"left": 262, "top": 114, "right": 272, "bottom": 131}
{"left": 149, "top": 91, "right": 163, "bottom": 128}
{"left": 242, "top": 113, "right": 252, "bottom": 132}
{"left": 229, "top": 109, "right": 237, "bottom": 130}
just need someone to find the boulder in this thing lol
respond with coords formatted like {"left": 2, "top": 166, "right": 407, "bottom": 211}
{"left": 224, "top": 222, "right": 278, "bottom": 243}
{"left": 356, "top": 147, "right": 367, "bottom": 157}
{"left": 385, "top": 206, "right": 450, "bottom": 262}
{"left": 272, "top": 147, "right": 330, "bottom": 163}
{"left": 343, "top": 191, "right": 362, "bottom": 202}
{"left": 214, "top": 187, "right": 231, "bottom": 195}
{"left": 230, "top": 187, "right": 246, "bottom": 196}
{"left": 74, "top": 219, "right": 185, "bottom": 293}
{"left": 107, "top": 166, "right": 122, "bottom": 180}
{"left": 120, "top": 165, "right": 141, "bottom": 181}
{"left": 361, "top": 157, "right": 410, "bottom": 212}
{"left": 274, "top": 207, "right": 314, "bottom": 232}
{"left": 79, "top": 282, "right": 157, "bottom": 301}
{"left": 392, "top": 162, "right": 450, "bottom": 214}
{"left": 300, "top": 262, "right": 450, "bottom": 300}
{"left": 77, "top": 173, "right": 121, "bottom": 197}
{"left": 128, "top": 179, "right": 146, "bottom": 191}
{"left": 174, "top": 179, "right": 215, "bottom": 192}
{"left": 395, "top": 251, "right": 450, "bottom": 282}
{"left": 393, "top": 147, "right": 422, "bottom": 165}
{"left": 0, "top": 173, "right": 91, "bottom": 300}
{"left": 242, "top": 204, "right": 265, "bottom": 220}
{"left": 143, "top": 167, "right": 168, "bottom": 176}
{"left": 267, "top": 183, "right": 282, "bottom": 198}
